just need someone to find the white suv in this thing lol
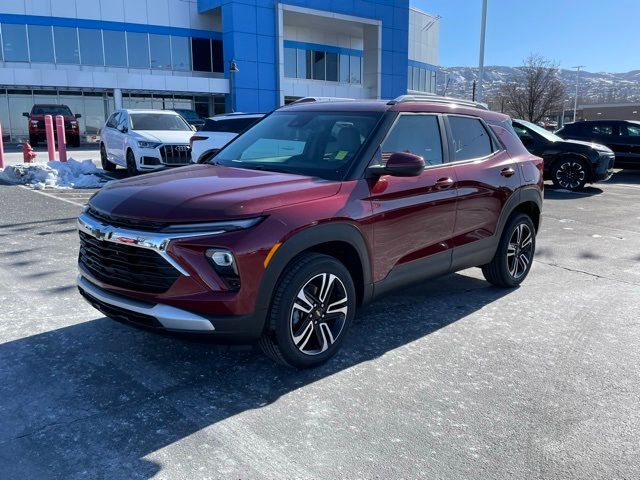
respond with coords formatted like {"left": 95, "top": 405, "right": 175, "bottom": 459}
{"left": 100, "top": 109, "right": 195, "bottom": 175}
{"left": 190, "top": 113, "right": 264, "bottom": 164}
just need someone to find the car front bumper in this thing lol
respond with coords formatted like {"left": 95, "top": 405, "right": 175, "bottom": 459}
{"left": 593, "top": 153, "right": 616, "bottom": 182}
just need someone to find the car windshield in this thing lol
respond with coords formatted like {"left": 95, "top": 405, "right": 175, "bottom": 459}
{"left": 130, "top": 113, "right": 191, "bottom": 131}
{"left": 32, "top": 105, "right": 73, "bottom": 116}
{"left": 213, "top": 111, "right": 383, "bottom": 181}
{"left": 518, "top": 119, "right": 562, "bottom": 142}
{"left": 175, "top": 110, "right": 199, "bottom": 120}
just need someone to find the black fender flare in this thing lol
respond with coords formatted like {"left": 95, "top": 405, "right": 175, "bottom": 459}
{"left": 497, "top": 186, "right": 542, "bottom": 233}
{"left": 254, "top": 222, "right": 373, "bottom": 315}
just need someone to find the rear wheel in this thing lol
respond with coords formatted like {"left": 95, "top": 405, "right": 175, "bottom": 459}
{"left": 100, "top": 144, "right": 117, "bottom": 172}
{"left": 126, "top": 149, "right": 140, "bottom": 176}
{"left": 552, "top": 158, "right": 588, "bottom": 191}
{"left": 259, "top": 253, "right": 356, "bottom": 368}
{"left": 482, "top": 213, "right": 536, "bottom": 288}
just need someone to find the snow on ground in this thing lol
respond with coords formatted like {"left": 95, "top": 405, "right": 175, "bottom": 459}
{"left": 0, "top": 159, "right": 111, "bottom": 189}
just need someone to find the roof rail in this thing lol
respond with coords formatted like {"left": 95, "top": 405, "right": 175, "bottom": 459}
{"left": 291, "top": 96, "right": 355, "bottom": 104}
{"left": 388, "top": 94, "right": 488, "bottom": 110}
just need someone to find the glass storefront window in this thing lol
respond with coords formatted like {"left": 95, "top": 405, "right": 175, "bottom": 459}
{"left": 149, "top": 34, "right": 171, "bottom": 69}
{"left": 313, "top": 51, "right": 325, "bottom": 80}
{"left": 2, "top": 24, "right": 28, "bottom": 62}
{"left": 78, "top": 28, "right": 103, "bottom": 65}
{"left": 54, "top": 26, "right": 80, "bottom": 64}
{"left": 284, "top": 47, "right": 297, "bottom": 78}
{"left": 297, "top": 49, "right": 308, "bottom": 79}
{"left": 326, "top": 52, "right": 338, "bottom": 82}
{"left": 170, "top": 36, "right": 191, "bottom": 71}
{"left": 407, "top": 66, "right": 413, "bottom": 90}
{"left": 349, "top": 56, "right": 361, "bottom": 84}
{"left": 192, "top": 38, "right": 212, "bottom": 72}
{"left": 0, "top": 93, "right": 10, "bottom": 142}
{"left": 340, "top": 54, "right": 350, "bottom": 83}
{"left": 8, "top": 93, "right": 33, "bottom": 140}
{"left": 82, "top": 94, "right": 106, "bottom": 135}
{"left": 103, "top": 30, "right": 127, "bottom": 66}
{"left": 127, "top": 32, "right": 149, "bottom": 68}
{"left": 28, "top": 25, "right": 54, "bottom": 63}
{"left": 212, "top": 39, "right": 223, "bottom": 73}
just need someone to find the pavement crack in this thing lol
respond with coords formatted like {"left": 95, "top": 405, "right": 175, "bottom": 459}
{"left": 534, "top": 259, "right": 640, "bottom": 286}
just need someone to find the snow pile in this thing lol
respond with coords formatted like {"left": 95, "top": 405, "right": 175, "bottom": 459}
{"left": 0, "top": 159, "right": 111, "bottom": 189}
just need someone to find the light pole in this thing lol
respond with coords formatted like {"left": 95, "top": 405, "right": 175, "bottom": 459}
{"left": 229, "top": 59, "right": 240, "bottom": 113}
{"left": 476, "top": 0, "right": 488, "bottom": 102}
{"left": 572, "top": 65, "right": 585, "bottom": 123}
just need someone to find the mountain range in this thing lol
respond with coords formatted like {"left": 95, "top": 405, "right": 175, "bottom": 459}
{"left": 436, "top": 66, "right": 640, "bottom": 105}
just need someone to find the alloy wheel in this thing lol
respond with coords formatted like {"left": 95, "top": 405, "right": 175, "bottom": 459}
{"left": 289, "top": 273, "right": 348, "bottom": 355}
{"left": 506, "top": 223, "right": 534, "bottom": 279}
{"left": 555, "top": 161, "right": 586, "bottom": 190}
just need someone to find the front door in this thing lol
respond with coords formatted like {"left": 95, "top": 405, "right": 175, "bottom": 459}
{"left": 369, "top": 114, "right": 458, "bottom": 283}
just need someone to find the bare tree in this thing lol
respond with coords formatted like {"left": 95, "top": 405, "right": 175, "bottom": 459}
{"left": 501, "top": 54, "right": 565, "bottom": 123}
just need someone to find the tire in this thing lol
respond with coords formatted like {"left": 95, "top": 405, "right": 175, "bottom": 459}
{"left": 551, "top": 158, "right": 588, "bottom": 191}
{"left": 126, "top": 149, "right": 140, "bottom": 176}
{"left": 69, "top": 135, "right": 80, "bottom": 148}
{"left": 100, "top": 144, "right": 117, "bottom": 172}
{"left": 259, "top": 252, "right": 356, "bottom": 368}
{"left": 29, "top": 135, "right": 38, "bottom": 148}
{"left": 482, "top": 213, "right": 536, "bottom": 288}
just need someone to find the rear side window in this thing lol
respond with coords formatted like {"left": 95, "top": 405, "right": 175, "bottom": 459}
{"left": 202, "top": 117, "right": 260, "bottom": 133}
{"left": 591, "top": 124, "right": 613, "bottom": 136}
{"left": 448, "top": 116, "right": 493, "bottom": 161}
{"left": 382, "top": 115, "right": 443, "bottom": 165}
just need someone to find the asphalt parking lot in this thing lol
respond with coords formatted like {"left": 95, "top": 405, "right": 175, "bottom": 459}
{"left": 1, "top": 170, "right": 639, "bottom": 479}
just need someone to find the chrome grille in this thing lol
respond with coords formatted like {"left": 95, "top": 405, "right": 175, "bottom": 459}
{"left": 159, "top": 144, "right": 192, "bottom": 165}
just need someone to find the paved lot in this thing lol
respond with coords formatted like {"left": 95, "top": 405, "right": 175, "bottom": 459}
{"left": 0, "top": 169, "right": 639, "bottom": 479}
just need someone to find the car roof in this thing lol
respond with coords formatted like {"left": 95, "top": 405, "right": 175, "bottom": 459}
{"left": 205, "top": 112, "right": 265, "bottom": 120}
{"left": 32, "top": 104, "right": 70, "bottom": 107}
{"left": 120, "top": 109, "right": 180, "bottom": 115}
{"left": 280, "top": 99, "right": 509, "bottom": 122}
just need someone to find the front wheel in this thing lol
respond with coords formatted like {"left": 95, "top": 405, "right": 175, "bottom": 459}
{"left": 126, "top": 149, "right": 140, "bottom": 176}
{"left": 482, "top": 213, "right": 536, "bottom": 288}
{"left": 259, "top": 253, "right": 356, "bottom": 368}
{"left": 552, "top": 158, "right": 588, "bottom": 191}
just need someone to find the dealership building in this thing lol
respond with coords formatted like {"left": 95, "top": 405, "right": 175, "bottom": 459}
{"left": 0, "top": 0, "right": 440, "bottom": 142}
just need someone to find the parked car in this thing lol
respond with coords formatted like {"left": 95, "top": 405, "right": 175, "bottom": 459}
{"left": 78, "top": 96, "right": 543, "bottom": 368}
{"left": 23, "top": 104, "right": 81, "bottom": 147}
{"left": 100, "top": 109, "right": 195, "bottom": 176}
{"left": 190, "top": 113, "right": 264, "bottom": 163}
{"left": 556, "top": 120, "right": 640, "bottom": 163}
{"left": 171, "top": 109, "right": 205, "bottom": 130}
{"left": 512, "top": 119, "right": 615, "bottom": 191}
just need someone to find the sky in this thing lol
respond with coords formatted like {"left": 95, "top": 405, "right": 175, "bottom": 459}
{"left": 412, "top": 0, "right": 640, "bottom": 73}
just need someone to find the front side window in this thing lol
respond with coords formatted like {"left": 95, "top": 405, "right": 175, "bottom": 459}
{"left": 28, "top": 25, "right": 54, "bottom": 63}
{"left": 129, "top": 113, "right": 191, "bottom": 131}
{"left": 2, "top": 23, "right": 28, "bottom": 62}
{"left": 214, "top": 111, "right": 383, "bottom": 181}
{"left": 449, "top": 116, "right": 493, "bottom": 161}
{"left": 54, "top": 26, "right": 79, "bottom": 64}
{"left": 382, "top": 115, "right": 443, "bottom": 165}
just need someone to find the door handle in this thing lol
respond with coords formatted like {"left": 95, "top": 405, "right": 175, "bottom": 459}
{"left": 434, "top": 177, "right": 454, "bottom": 190}
{"left": 500, "top": 167, "right": 516, "bottom": 178}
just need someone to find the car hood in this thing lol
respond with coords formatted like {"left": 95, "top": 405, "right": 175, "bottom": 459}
{"left": 132, "top": 130, "right": 194, "bottom": 144}
{"left": 89, "top": 165, "right": 341, "bottom": 222}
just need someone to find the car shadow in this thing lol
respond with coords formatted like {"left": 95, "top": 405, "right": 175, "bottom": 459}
{"left": 0, "top": 272, "right": 511, "bottom": 479}
{"left": 543, "top": 184, "right": 603, "bottom": 199}
{"left": 608, "top": 167, "right": 640, "bottom": 184}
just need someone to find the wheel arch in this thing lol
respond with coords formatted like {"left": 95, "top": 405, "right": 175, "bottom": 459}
{"left": 255, "top": 223, "right": 373, "bottom": 316}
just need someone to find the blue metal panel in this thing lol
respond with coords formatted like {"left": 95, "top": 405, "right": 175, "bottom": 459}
{"left": 0, "top": 13, "right": 222, "bottom": 39}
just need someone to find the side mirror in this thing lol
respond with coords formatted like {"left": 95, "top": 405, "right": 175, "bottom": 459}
{"left": 23, "top": 112, "right": 30, "bottom": 117}
{"left": 369, "top": 152, "right": 425, "bottom": 177}
{"left": 75, "top": 113, "right": 82, "bottom": 119}
{"left": 117, "top": 125, "right": 128, "bottom": 133}
{"left": 190, "top": 125, "right": 197, "bottom": 132}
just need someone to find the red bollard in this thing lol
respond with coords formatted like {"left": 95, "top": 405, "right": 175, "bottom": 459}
{"left": 44, "top": 115, "right": 56, "bottom": 161}
{"left": 55, "top": 115, "right": 67, "bottom": 162}
{"left": 0, "top": 123, "right": 5, "bottom": 169}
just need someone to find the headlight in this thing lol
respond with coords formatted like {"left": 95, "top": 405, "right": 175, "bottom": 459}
{"left": 70, "top": 121, "right": 78, "bottom": 126}
{"left": 137, "top": 140, "right": 162, "bottom": 149}
{"left": 161, "top": 217, "right": 264, "bottom": 233}
{"left": 30, "top": 120, "right": 38, "bottom": 126}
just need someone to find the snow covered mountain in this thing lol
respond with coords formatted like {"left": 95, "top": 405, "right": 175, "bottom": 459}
{"left": 437, "top": 66, "right": 640, "bottom": 104}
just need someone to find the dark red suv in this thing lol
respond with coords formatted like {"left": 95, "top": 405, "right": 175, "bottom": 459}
{"left": 77, "top": 97, "right": 543, "bottom": 368}
{"left": 24, "top": 104, "right": 81, "bottom": 147}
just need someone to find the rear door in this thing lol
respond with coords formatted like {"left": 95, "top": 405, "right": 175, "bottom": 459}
{"left": 446, "top": 115, "right": 521, "bottom": 263}
{"left": 617, "top": 123, "right": 640, "bottom": 160}
{"left": 103, "top": 112, "right": 120, "bottom": 162}
{"left": 112, "top": 112, "right": 129, "bottom": 165}
{"left": 370, "top": 113, "right": 458, "bottom": 281}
